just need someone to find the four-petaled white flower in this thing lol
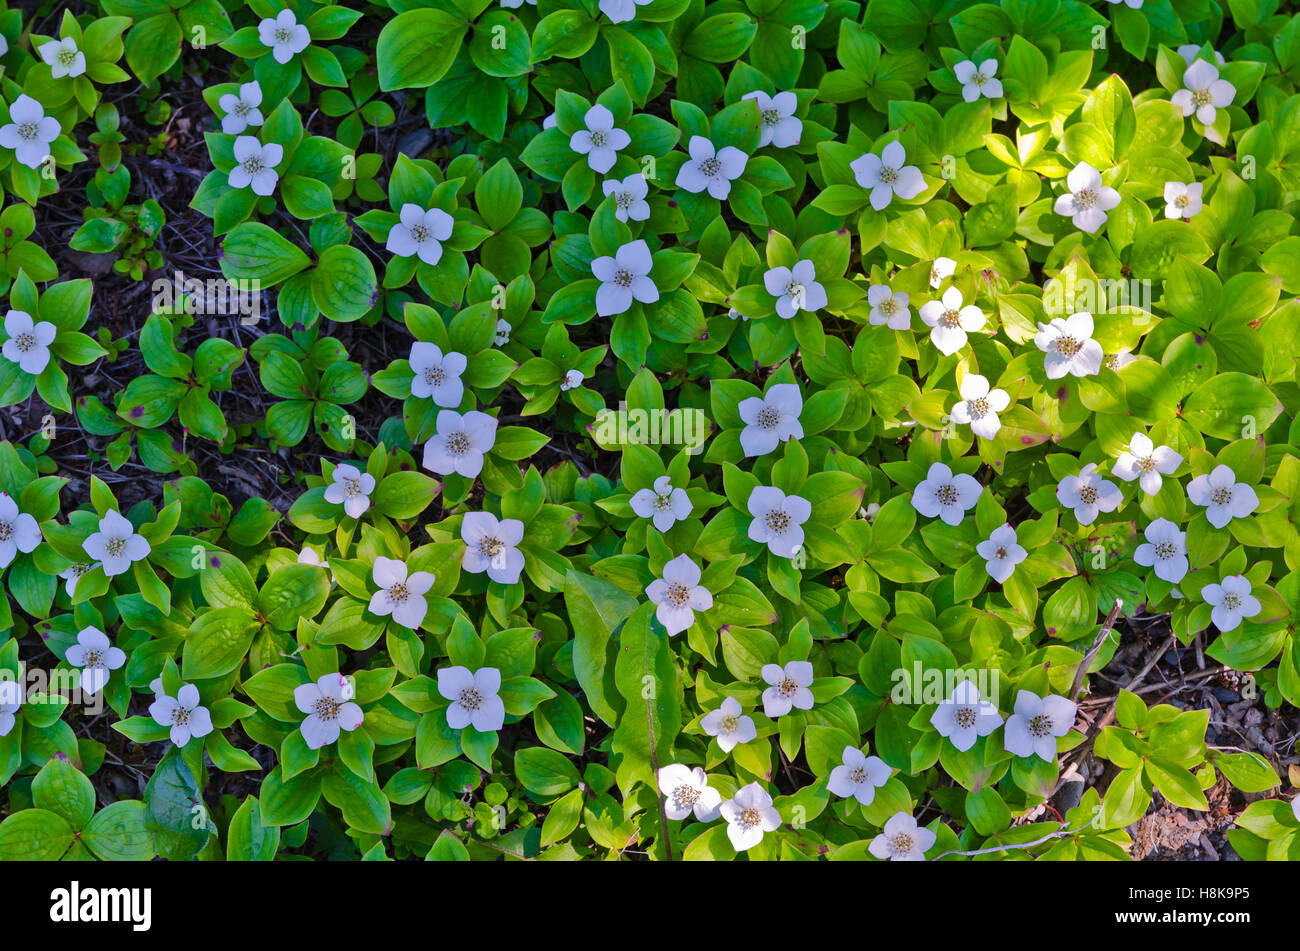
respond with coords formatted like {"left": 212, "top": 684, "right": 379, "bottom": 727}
{"left": 66, "top": 626, "right": 126, "bottom": 696}
{"left": 494, "top": 319, "right": 511, "bottom": 346}
{"left": 1054, "top": 162, "right": 1120, "bottom": 233}
{"left": 977, "top": 523, "right": 1027, "bottom": 583}
{"left": 438, "top": 666, "right": 505, "bottom": 733}
{"left": 295, "top": 673, "right": 364, "bottom": 749}
{"left": 955, "top": 58, "right": 1002, "bottom": 102}
{"left": 258, "top": 9, "right": 311, "bottom": 64}
{"left": 367, "top": 556, "right": 434, "bottom": 630}
{"left": 570, "top": 104, "right": 629, "bottom": 174}
{"left": 324, "top": 463, "right": 375, "bottom": 519}
{"left": 0, "top": 95, "right": 59, "bottom": 170}
{"left": 461, "top": 511, "right": 525, "bottom": 584}
{"left": 228, "top": 136, "right": 282, "bottom": 196}
{"left": 0, "top": 679, "right": 20, "bottom": 737}
{"left": 1178, "top": 45, "right": 1224, "bottom": 66}
{"left": 720, "top": 782, "right": 781, "bottom": 852}
{"left": 828, "top": 746, "right": 891, "bottom": 805}
{"left": 83, "top": 510, "right": 150, "bottom": 578}
{"left": 598, "top": 0, "right": 651, "bottom": 24}
{"left": 560, "top": 369, "right": 584, "bottom": 391}
{"left": 929, "top": 256, "right": 956, "bottom": 289}
{"left": 911, "top": 462, "right": 981, "bottom": 526}
{"left": 1003, "top": 690, "right": 1076, "bottom": 761}
{"left": 1056, "top": 463, "right": 1122, "bottom": 526}
{"left": 602, "top": 172, "right": 650, "bottom": 222}
{"left": 1164, "top": 181, "right": 1203, "bottom": 219}
{"left": 423, "top": 409, "right": 497, "bottom": 479}
{"left": 1171, "top": 60, "right": 1235, "bottom": 126}
{"left": 1134, "top": 517, "right": 1189, "bottom": 583}
{"left": 950, "top": 374, "right": 1010, "bottom": 440}
{"left": 746, "top": 486, "right": 811, "bottom": 559}
{"left": 501, "top": 0, "right": 536, "bottom": 6}
{"left": 298, "top": 547, "right": 328, "bottom": 569}
{"left": 219, "top": 81, "right": 264, "bottom": 135}
{"left": 743, "top": 90, "right": 801, "bottom": 148}
{"left": 738, "top": 383, "right": 803, "bottom": 457}
{"left": 646, "top": 554, "right": 712, "bottom": 636}
{"left": 1201, "top": 575, "right": 1261, "bottom": 633}
{"left": 931, "top": 679, "right": 1003, "bottom": 752}
{"left": 387, "top": 204, "right": 454, "bottom": 266}
{"left": 870, "top": 811, "right": 936, "bottom": 861}
{"left": 593, "top": 238, "right": 658, "bottom": 317}
{"left": 676, "top": 135, "right": 748, "bottom": 200}
{"left": 658, "top": 763, "right": 723, "bottom": 822}
{"left": 701, "top": 696, "right": 757, "bottom": 753}
{"left": 1035, "top": 311, "right": 1103, "bottom": 378}
{"left": 39, "top": 37, "right": 86, "bottom": 79}
{"left": 850, "top": 141, "right": 925, "bottom": 210}
{"left": 867, "top": 284, "right": 911, "bottom": 329}
{"left": 1113, "top": 432, "right": 1183, "bottom": 495}
{"left": 761, "top": 661, "right": 814, "bottom": 718}
{"left": 0, "top": 492, "right": 39, "bottom": 569}
{"left": 149, "top": 683, "right": 213, "bottom": 748}
{"left": 630, "top": 475, "right": 692, "bottom": 532}
{"left": 408, "top": 342, "right": 466, "bottom": 406}
{"left": 59, "top": 563, "right": 95, "bottom": 598}
{"left": 919, "top": 286, "right": 985, "bottom": 355}
{"left": 763, "top": 260, "right": 827, "bottom": 319}
{"left": 1188, "top": 464, "right": 1258, "bottom": 528}
{"left": 2, "top": 310, "right": 56, "bottom": 376}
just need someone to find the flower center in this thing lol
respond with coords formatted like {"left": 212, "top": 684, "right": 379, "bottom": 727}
{"left": 737, "top": 807, "right": 761, "bottom": 830}
{"left": 16, "top": 122, "right": 38, "bottom": 142}
{"left": 879, "top": 297, "right": 897, "bottom": 315}
{"left": 105, "top": 537, "right": 126, "bottom": 558}
{"left": 954, "top": 706, "right": 977, "bottom": 730}
{"left": 1136, "top": 455, "right": 1157, "bottom": 473}
{"left": 409, "top": 224, "right": 430, "bottom": 243}
{"left": 172, "top": 705, "right": 192, "bottom": 726}
{"left": 1222, "top": 592, "right": 1241, "bottom": 610}
{"left": 1175, "top": 194, "right": 1189, "bottom": 208}
{"left": 1192, "top": 88, "right": 1211, "bottom": 106}
{"left": 588, "top": 130, "right": 608, "bottom": 149}
{"left": 719, "top": 713, "right": 738, "bottom": 734}
{"left": 233, "top": 101, "right": 251, "bottom": 117}
{"left": 342, "top": 477, "right": 362, "bottom": 499}
{"left": 1073, "top": 187, "right": 1097, "bottom": 209}
{"left": 241, "top": 156, "right": 264, "bottom": 176}
{"left": 313, "top": 696, "right": 341, "bottom": 721}
{"left": 1078, "top": 484, "right": 1098, "bottom": 504}
{"left": 889, "top": 833, "right": 914, "bottom": 856}
{"left": 613, "top": 267, "right": 634, "bottom": 288}
{"left": 445, "top": 431, "right": 471, "bottom": 456}
{"left": 934, "top": 483, "right": 959, "bottom": 505}
{"left": 756, "top": 406, "right": 782, "bottom": 430}
{"left": 1154, "top": 540, "right": 1177, "bottom": 561}
{"left": 764, "top": 510, "right": 790, "bottom": 535}
{"left": 422, "top": 365, "right": 445, "bottom": 387}
{"left": 973, "top": 72, "right": 987, "bottom": 86}
{"left": 778, "top": 678, "right": 799, "bottom": 698}
{"left": 699, "top": 157, "right": 721, "bottom": 177}
{"left": 849, "top": 766, "right": 867, "bottom": 784}
{"left": 57, "top": 49, "right": 76, "bottom": 66}
{"left": 664, "top": 582, "right": 690, "bottom": 607}
{"left": 878, "top": 165, "right": 899, "bottom": 184}
{"left": 274, "top": 27, "right": 293, "bottom": 43}
{"left": 458, "top": 687, "right": 483, "bottom": 711}
{"left": 966, "top": 397, "right": 989, "bottom": 419}
{"left": 83, "top": 649, "right": 103, "bottom": 668}
{"left": 0, "top": 522, "right": 10, "bottom": 541}
{"left": 1211, "top": 486, "right": 1232, "bottom": 505}
{"left": 615, "top": 191, "right": 634, "bottom": 209}
{"left": 652, "top": 490, "right": 674, "bottom": 511}
{"left": 761, "top": 108, "right": 781, "bottom": 127}
{"left": 672, "top": 784, "right": 700, "bottom": 810}
{"left": 784, "top": 280, "right": 804, "bottom": 301}
{"left": 387, "top": 582, "right": 409, "bottom": 603}
{"left": 994, "top": 546, "right": 1008, "bottom": 559}
{"left": 1054, "top": 335, "right": 1083, "bottom": 357}
{"left": 13, "top": 332, "right": 35, "bottom": 353}
{"left": 939, "top": 308, "right": 960, "bottom": 328}
{"left": 1028, "top": 714, "right": 1052, "bottom": 738}
{"left": 478, "top": 536, "right": 503, "bottom": 560}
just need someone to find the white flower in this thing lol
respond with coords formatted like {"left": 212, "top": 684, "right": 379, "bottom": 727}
{"left": 592, "top": 239, "right": 658, "bottom": 317}
{"left": 950, "top": 373, "right": 1010, "bottom": 440}
{"left": 828, "top": 746, "right": 891, "bottom": 805}
{"left": 867, "top": 284, "right": 911, "bottom": 329}
{"left": 422, "top": 409, "right": 497, "bottom": 479}
{"left": 1105, "top": 349, "right": 1135, "bottom": 371}
{"left": 461, "top": 511, "right": 525, "bottom": 584}
{"left": 1188, "top": 464, "right": 1258, "bottom": 528}
{"left": 1003, "top": 690, "right": 1077, "bottom": 761}
{"left": 911, "top": 462, "right": 981, "bottom": 526}
{"left": 82, "top": 510, "right": 150, "bottom": 578}
{"left": 630, "top": 475, "right": 692, "bottom": 532}
{"left": 570, "top": 104, "right": 629, "bottom": 175}
{"left": 954, "top": 58, "right": 1002, "bottom": 102}
{"left": 1056, "top": 463, "right": 1123, "bottom": 526}
{"left": 258, "top": 9, "right": 310, "bottom": 64}
{"left": 601, "top": 172, "right": 650, "bottom": 222}
{"left": 367, "top": 556, "right": 434, "bottom": 629}
{"left": 59, "top": 562, "right": 95, "bottom": 598}
{"left": 929, "top": 256, "right": 956, "bottom": 289}
{"left": 761, "top": 661, "right": 814, "bottom": 718}
{"left": 742, "top": 90, "right": 801, "bottom": 148}
{"left": 727, "top": 307, "right": 749, "bottom": 321}
{"left": 500, "top": 0, "right": 536, "bottom": 6}
{"left": 719, "top": 782, "right": 781, "bottom": 851}
{"left": 1113, "top": 432, "right": 1183, "bottom": 495}
{"left": 65, "top": 626, "right": 125, "bottom": 696}
{"left": 598, "top": 0, "right": 651, "bottom": 24}
{"left": 494, "top": 319, "right": 511, "bottom": 346}
{"left": 295, "top": 672, "right": 363, "bottom": 749}
{"left": 438, "top": 665, "right": 505, "bottom": 733}
{"left": 1171, "top": 60, "right": 1235, "bottom": 125}
{"left": 297, "top": 547, "right": 329, "bottom": 569}
{"left": 542, "top": 112, "right": 556, "bottom": 130}
{"left": 1201, "top": 575, "right": 1261, "bottom": 633}
{"left": 1, "top": 310, "right": 56, "bottom": 376}
{"left": 408, "top": 342, "right": 466, "bottom": 406}
{"left": 323, "top": 463, "right": 375, "bottom": 519}
{"left": 149, "top": 683, "right": 213, "bottom": 748}
{"left": 746, "top": 486, "right": 811, "bottom": 559}
{"left": 0, "top": 679, "right": 20, "bottom": 737}
{"left": 218, "top": 81, "right": 264, "bottom": 135}
{"left": 738, "top": 383, "right": 803, "bottom": 457}
{"left": 0, "top": 36, "right": 9, "bottom": 58}
{"left": 386, "top": 204, "right": 454, "bottom": 266}
{"left": 1164, "top": 181, "right": 1203, "bottom": 219}
{"left": 1178, "top": 45, "right": 1224, "bottom": 66}
{"left": 869, "top": 812, "right": 936, "bottom": 861}
{"left": 646, "top": 554, "right": 712, "bottom": 636}
{"left": 227, "top": 136, "right": 282, "bottom": 196}
{"left": 1134, "top": 517, "right": 1189, "bottom": 583}
{"left": 658, "top": 764, "right": 723, "bottom": 822}
{"left": 763, "top": 260, "right": 827, "bottom": 319}
{"left": 918, "top": 286, "right": 985, "bottom": 355}
{"left": 39, "top": 37, "right": 86, "bottom": 79}
{"left": 976, "top": 523, "right": 1027, "bottom": 583}
{"left": 1034, "top": 311, "right": 1104, "bottom": 378}
{"left": 849, "top": 141, "right": 925, "bottom": 210}
{"left": 0, "top": 95, "right": 59, "bottom": 170}
{"left": 1053, "top": 162, "right": 1121, "bottom": 233}
{"left": 700, "top": 697, "right": 757, "bottom": 753}
{"left": 930, "top": 679, "right": 1003, "bottom": 752}
{"left": 560, "top": 369, "right": 584, "bottom": 391}
{"left": 0, "top": 492, "right": 40, "bottom": 568}
{"left": 676, "top": 135, "right": 748, "bottom": 200}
